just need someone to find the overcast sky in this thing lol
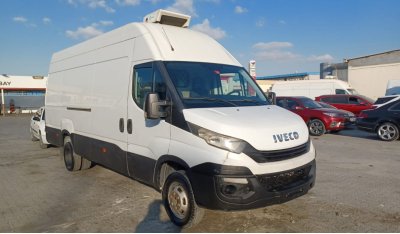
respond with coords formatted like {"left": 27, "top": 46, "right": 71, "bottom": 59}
{"left": 1, "top": 0, "right": 399, "bottom": 76}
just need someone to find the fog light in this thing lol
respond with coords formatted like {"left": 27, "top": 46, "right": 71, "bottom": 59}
{"left": 223, "top": 185, "right": 237, "bottom": 195}
{"left": 330, "top": 121, "right": 337, "bottom": 127}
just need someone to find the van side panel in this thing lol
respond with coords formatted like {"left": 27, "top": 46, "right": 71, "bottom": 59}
{"left": 46, "top": 37, "right": 135, "bottom": 175}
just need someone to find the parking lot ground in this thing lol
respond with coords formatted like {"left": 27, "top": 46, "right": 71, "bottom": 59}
{"left": 1, "top": 115, "right": 400, "bottom": 232}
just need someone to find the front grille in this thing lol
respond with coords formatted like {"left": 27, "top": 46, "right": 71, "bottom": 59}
{"left": 257, "top": 164, "right": 312, "bottom": 192}
{"left": 243, "top": 139, "right": 310, "bottom": 163}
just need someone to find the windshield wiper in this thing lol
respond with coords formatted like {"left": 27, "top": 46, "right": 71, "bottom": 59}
{"left": 185, "top": 97, "right": 238, "bottom": 107}
{"left": 232, "top": 99, "right": 264, "bottom": 105}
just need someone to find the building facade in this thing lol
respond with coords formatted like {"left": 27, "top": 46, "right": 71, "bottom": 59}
{"left": 0, "top": 75, "right": 47, "bottom": 114}
{"left": 320, "top": 49, "right": 400, "bottom": 99}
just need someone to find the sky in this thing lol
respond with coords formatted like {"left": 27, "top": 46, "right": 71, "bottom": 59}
{"left": 0, "top": 0, "right": 399, "bottom": 77}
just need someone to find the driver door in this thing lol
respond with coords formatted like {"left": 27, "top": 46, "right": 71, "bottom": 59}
{"left": 126, "top": 62, "right": 171, "bottom": 185}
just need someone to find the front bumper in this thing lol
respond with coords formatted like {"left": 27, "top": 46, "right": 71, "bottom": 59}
{"left": 187, "top": 160, "right": 316, "bottom": 211}
{"left": 324, "top": 117, "right": 346, "bottom": 131}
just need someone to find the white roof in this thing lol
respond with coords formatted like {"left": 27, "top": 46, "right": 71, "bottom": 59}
{"left": 50, "top": 22, "right": 240, "bottom": 70}
{"left": 0, "top": 75, "right": 47, "bottom": 90}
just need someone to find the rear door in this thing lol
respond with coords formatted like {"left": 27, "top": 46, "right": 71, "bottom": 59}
{"left": 126, "top": 62, "right": 171, "bottom": 185}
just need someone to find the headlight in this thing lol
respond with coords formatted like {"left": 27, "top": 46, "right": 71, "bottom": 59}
{"left": 323, "top": 112, "right": 339, "bottom": 117}
{"left": 189, "top": 123, "right": 246, "bottom": 154}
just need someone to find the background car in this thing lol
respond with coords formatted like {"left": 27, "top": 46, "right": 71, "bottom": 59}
{"left": 356, "top": 95, "right": 400, "bottom": 141}
{"left": 315, "top": 94, "right": 375, "bottom": 116}
{"left": 317, "top": 101, "right": 356, "bottom": 127}
{"left": 277, "top": 96, "right": 346, "bottom": 136}
{"left": 30, "top": 107, "right": 49, "bottom": 149}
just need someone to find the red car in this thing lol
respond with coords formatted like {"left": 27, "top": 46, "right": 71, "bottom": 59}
{"left": 277, "top": 96, "right": 346, "bottom": 136}
{"left": 315, "top": 94, "right": 375, "bottom": 116}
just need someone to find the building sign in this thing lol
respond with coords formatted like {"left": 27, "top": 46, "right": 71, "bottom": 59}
{"left": 0, "top": 81, "right": 12, "bottom": 87}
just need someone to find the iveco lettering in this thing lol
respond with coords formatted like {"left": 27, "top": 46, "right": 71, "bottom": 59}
{"left": 45, "top": 9, "right": 316, "bottom": 228}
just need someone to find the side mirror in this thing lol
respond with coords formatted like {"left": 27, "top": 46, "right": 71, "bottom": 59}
{"left": 144, "top": 93, "right": 170, "bottom": 119}
{"left": 267, "top": 91, "right": 276, "bottom": 105}
{"left": 33, "top": 116, "right": 40, "bottom": 121}
{"left": 359, "top": 102, "right": 367, "bottom": 106}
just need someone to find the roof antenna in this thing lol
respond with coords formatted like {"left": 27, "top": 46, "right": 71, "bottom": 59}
{"left": 162, "top": 27, "right": 175, "bottom": 51}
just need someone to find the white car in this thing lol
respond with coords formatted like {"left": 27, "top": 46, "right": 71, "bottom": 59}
{"left": 30, "top": 107, "right": 49, "bottom": 149}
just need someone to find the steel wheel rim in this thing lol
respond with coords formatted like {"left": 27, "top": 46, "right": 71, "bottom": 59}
{"left": 168, "top": 181, "right": 189, "bottom": 219}
{"left": 310, "top": 121, "right": 324, "bottom": 135}
{"left": 378, "top": 124, "right": 396, "bottom": 140}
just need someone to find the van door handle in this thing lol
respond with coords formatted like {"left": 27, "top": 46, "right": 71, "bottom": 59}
{"left": 127, "top": 119, "right": 133, "bottom": 134}
{"left": 119, "top": 118, "right": 124, "bottom": 133}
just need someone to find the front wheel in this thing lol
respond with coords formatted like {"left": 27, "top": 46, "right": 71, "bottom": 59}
{"left": 377, "top": 122, "right": 399, "bottom": 141}
{"left": 162, "top": 171, "right": 204, "bottom": 228}
{"left": 308, "top": 119, "right": 326, "bottom": 136}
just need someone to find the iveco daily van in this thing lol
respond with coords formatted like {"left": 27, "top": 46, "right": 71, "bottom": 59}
{"left": 271, "top": 79, "right": 357, "bottom": 99}
{"left": 45, "top": 9, "right": 316, "bottom": 227}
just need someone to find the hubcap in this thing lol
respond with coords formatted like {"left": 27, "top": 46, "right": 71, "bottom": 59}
{"left": 168, "top": 182, "right": 189, "bottom": 219}
{"left": 378, "top": 124, "right": 396, "bottom": 140}
{"left": 310, "top": 121, "right": 324, "bottom": 135}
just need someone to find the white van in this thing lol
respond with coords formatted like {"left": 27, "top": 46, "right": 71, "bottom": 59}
{"left": 271, "top": 79, "right": 357, "bottom": 99}
{"left": 45, "top": 9, "right": 316, "bottom": 227}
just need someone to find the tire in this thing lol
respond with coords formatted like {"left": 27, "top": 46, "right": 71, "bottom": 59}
{"left": 39, "top": 132, "right": 49, "bottom": 149}
{"left": 62, "top": 136, "right": 82, "bottom": 171}
{"left": 377, "top": 122, "right": 399, "bottom": 141}
{"left": 308, "top": 119, "right": 326, "bottom": 136}
{"left": 162, "top": 171, "right": 204, "bottom": 228}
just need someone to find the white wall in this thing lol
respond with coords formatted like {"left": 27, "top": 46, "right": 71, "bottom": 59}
{"left": 348, "top": 62, "right": 400, "bottom": 100}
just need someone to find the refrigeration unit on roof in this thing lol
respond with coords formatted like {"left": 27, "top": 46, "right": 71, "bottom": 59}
{"left": 143, "top": 9, "right": 191, "bottom": 28}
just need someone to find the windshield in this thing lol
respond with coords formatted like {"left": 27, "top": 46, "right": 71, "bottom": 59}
{"left": 347, "top": 88, "right": 358, "bottom": 95}
{"left": 164, "top": 62, "right": 269, "bottom": 108}
{"left": 300, "top": 98, "right": 323, "bottom": 109}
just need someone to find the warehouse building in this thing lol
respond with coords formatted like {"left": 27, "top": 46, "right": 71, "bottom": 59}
{"left": 0, "top": 75, "right": 47, "bottom": 115}
{"left": 321, "top": 49, "right": 400, "bottom": 99}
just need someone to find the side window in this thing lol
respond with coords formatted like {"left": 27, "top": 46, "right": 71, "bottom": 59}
{"left": 348, "top": 97, "right": 360, "bottom": 104}
{"left": 132, "top": 65, "right": 167, "bottom": 109}
{"left": 390, "top": 102, "right": 400, "bottom": 111}
{"left": 335, "top": 89, "right": 346, "bottom": 94}
{"left": 42, "top": 110, "right": 45, "bottom": 121}
{"left": 321, "top": 97, "right": 331, "bottom": 103}
{"left": 133, "top": 67, "right": 152, "bottom": 109}
{"left": 276, "top": 99, "right": 287, "bottom": 108}
{"left": 287, "top": 99, "right": 299, "bottom": 110}
{"left": 331, "top": 96, "right": 348, "bottom": 104}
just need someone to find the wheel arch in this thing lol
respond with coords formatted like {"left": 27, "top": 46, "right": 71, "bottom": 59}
{"left": 154, "top": 155, "right": 190, "bottom": 191}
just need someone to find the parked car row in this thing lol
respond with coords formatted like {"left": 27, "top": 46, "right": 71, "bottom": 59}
{"left": 274, "top": 93, "right": 400, "bottom": 141}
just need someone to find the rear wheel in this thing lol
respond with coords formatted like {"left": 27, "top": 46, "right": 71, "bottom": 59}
{"left": 377, "top": 122, "right": 399, "bottom": 141}
{"left": 62, "top": 136, "right": 82, "bottom": 171}
{"left": 162, "top": 171, "right": 204, "bottom": 228}
{"left": 308, "top": 119, "right": 326, "bottom": 136}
